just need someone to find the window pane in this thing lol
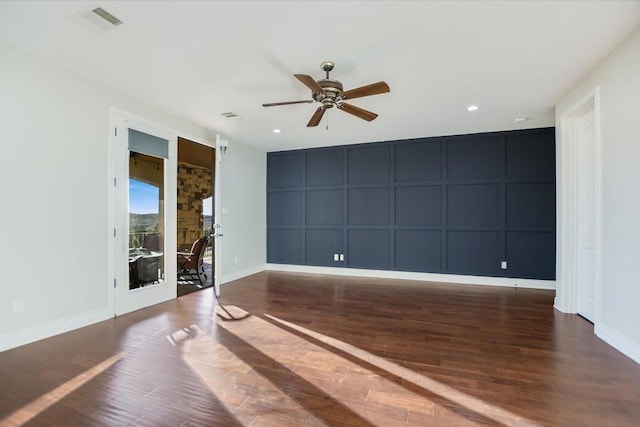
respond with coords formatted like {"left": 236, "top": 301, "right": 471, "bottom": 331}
{"left": 128, "top": 152, "right": 165, "bottom": 289}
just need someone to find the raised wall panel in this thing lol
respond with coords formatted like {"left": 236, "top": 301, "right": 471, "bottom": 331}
{"left": 506, "top": 232, "right": 556, "bottom": 279}
{"left": 506, "top": 182, "right": 556, "bottom": 227}
{"left": 306, "top": 189, "right": 344, "bottom": 225}
{"left": 395, "top": 230, "right": 441, "bottom": 272}
{"left": 395, "top": 186, "right": 441, "bottom": 225}
{"left": 506, "top": 132, "right": 555, "bottom": 178}
{"left": 267, "top": 229, "right": 303, "bottom": 264}
{"left": 348, "top": 145, "right": 390, "bottom": 184}
{"left": 447, "top": 136, "right": 500, "bottom": 180}
{"left": 348, "top": 230, "right": 389, "bottom": 269}
{"left": 267, "top": 152, "right": 303, "bottom": 188}
{"left": 395, "top": 140, "right": 441, "bottom": 182}
{"left": 447, "top": 184, "right": 500, "bottom": 226}
{"left": 306, "top": 149, "right": 344, "bottom": 186}
{"left": 266, "top": 128, "right": 556, "bottom": 280}
{"left": 306, "top": 229, "right": 343, "bottom": 267}
{"left": 348, "top": 188, "right": 390, "bottom": 225}
{"left": 447, "top": 231, "right": 500, "bottom": 276}
{"left": 267, "top": 191, "right": 302, "bottom": 225}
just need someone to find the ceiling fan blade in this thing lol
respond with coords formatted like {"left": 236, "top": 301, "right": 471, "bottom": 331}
{"left": 307, "top": 107, "right": 326, "bottom": 127}
{"left": 337, "top": 102, "right": 378, "bottom": 122}
{"left": 294, "top": 74, "right": 324, "bottom": 93}
{"left": 262, "top": 100, "right": 314, "bottom": 107}
{"left": 341, "top": 81, "right": 390, "bottom": 100}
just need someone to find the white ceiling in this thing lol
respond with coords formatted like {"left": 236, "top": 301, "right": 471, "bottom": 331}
{"left": 1, "top": 1, "right": 639, "bottom": 152}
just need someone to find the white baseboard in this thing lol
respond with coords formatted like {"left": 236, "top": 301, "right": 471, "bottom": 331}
{"left": 595, "top": 323, "right": 640, "bottom": 365}
{"left": 554, "top": 296, "right": 569, "bottom": 313}
{"left": 221, "top": 264, "right": 267, "bottom": 285}
{"left": 0, "top": 307, "right": 112, "bottom": 353}
{"left": 265, "top": 264, "right": 556, "bottom": 290}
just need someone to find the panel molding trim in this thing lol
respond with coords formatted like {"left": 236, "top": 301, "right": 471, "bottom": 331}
{"left": 266, "top": 264, "right": 556, "bottom": 290}
{"left": 267, "top": 127, "right": 556, "bottom": 280}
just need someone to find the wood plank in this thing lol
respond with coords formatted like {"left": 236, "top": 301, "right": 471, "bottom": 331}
{"left": 1, "top": 271, "right": 639, "bottom": 426}
{"left": 178, "top": 136, "right": 214, "bottom": 169}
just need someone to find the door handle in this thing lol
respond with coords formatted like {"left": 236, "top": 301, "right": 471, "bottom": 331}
{"left": 212, "top": 233, "right": 224, "bottom": 238}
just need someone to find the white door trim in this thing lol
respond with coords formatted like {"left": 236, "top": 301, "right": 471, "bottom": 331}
{"left": 555, "top": 87, "right": 602, "bottom": 325}
{"left": 213, "top": 134, "right": 228, "bottom": 297}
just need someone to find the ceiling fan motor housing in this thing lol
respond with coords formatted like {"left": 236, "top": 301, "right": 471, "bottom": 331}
{"left": 313, "top": 79, "right": 343, "bottom": 107}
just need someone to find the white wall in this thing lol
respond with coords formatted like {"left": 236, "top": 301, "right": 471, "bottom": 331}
{"left": 218, "top": 139, "right": 266, "bottom": 284}
{"left": 556, "top": 28, "right": 640, "bottom": 362}
{"left": 0, "top": 42, "right": 265, "bottom": 351}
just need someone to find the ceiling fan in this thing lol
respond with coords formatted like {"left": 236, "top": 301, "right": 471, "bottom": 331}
{"left": 262, "top": 61, "right": 390, "bottom": 127}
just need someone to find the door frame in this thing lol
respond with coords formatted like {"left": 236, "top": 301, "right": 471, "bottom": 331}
{"left": 108, "top": 107, "right": 218, "bottom": 316}
{"left": 110, "top": 108, "right": 177, "bottom": 316}
{"left": 213, "top": 135, "right": 228, "bottom": 298}
{"left": 555, "top": 87, "right": 602, "bottom": 324}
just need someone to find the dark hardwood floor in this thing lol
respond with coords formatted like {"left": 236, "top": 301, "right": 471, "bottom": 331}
{"left": 1, "top": 271, "right": 639, "bottom": 426}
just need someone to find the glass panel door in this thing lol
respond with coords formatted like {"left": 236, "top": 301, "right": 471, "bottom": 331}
{"left": 128, "top": 152, "right": 165, "bottom": 289}
{"left": 112, "top": 112, "right": 177, "bottom": 317}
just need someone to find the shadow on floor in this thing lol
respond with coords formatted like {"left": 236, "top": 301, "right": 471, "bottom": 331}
{"left": 177, "top": 258, "right": 213, "bottom": 297}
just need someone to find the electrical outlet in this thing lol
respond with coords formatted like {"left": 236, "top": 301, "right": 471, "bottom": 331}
{"left": 339, "top": 254, "right": 344, "bottom": 261}
{"left": 501, "top": 261, "right": 507, "bottom": 269}
{"left": 333, "top": 253, "right": 339, "bottom": 261}
{"left": 13, "top": 299, "right": 24, "bottom": 314}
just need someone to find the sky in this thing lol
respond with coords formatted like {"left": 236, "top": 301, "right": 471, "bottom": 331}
{"left": 129, "top": 179, "right": 159, "bottom": 214}
{"left": 130, "top": 179, "right": 213, "bottom": 216}
{"left": 203, "top": 196, "right": 212, "bottom": 216}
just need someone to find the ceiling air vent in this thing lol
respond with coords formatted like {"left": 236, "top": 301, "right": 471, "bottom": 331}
{"left": 91, "top": 7, "right": 123, "bottom": 27}
{"left": 68, "top": 5, "right": 123, "bottom": 35}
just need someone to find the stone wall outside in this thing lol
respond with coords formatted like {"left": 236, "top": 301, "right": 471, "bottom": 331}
{"left": 177, "top": 162, "right": 212, "bottom": 249}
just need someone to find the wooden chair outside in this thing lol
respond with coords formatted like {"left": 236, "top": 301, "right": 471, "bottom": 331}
{"left": 177, "top": 236, "right": 208, "bottom": 285}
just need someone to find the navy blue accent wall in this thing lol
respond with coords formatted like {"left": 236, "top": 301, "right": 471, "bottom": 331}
{"left": 267, "top": 127, "right": 556, "bottom": 280}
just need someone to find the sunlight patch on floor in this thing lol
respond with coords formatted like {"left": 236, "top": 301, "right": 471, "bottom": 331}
{"left": 180, "top": 306, "right": 500, "bottom": 426}
{"left": 0, "top": 352, "right": 125, "bottom": 427}
{"left": 266, "top": 314, "right": 541, "bottom": 427}
{"left": 180, "top": 322, "right": 326, "bottom": 426}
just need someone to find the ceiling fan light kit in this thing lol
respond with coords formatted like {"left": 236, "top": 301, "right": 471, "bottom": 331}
{"left": 262, "top": 61, "right": 390, "bottom": 127}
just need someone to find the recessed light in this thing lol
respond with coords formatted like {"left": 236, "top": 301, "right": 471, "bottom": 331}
{"left": 467, "top": 105, "right": 479, "bottom": 112}
{"left": 273, "top": 129, "right": 281, "bottom": 134}
{"left": 513, "top": 117, "right": 529, "bottom": 123}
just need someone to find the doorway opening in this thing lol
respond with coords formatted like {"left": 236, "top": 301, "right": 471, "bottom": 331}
{"left": 177, "top": 137, "right": 215, "bottom": 297}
